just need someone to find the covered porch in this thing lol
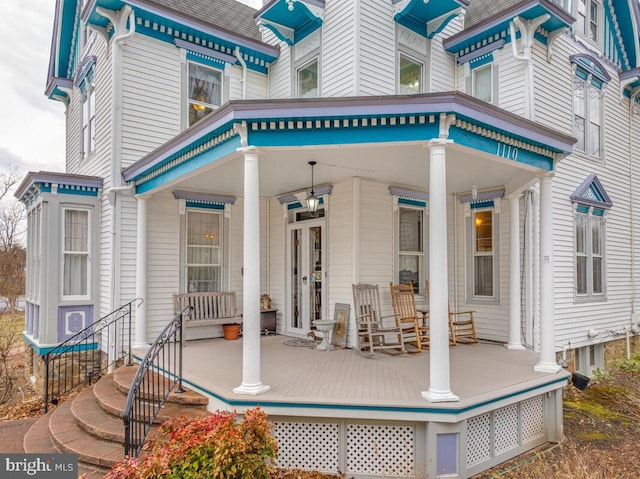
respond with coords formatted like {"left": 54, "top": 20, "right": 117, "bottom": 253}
{"left": 133, "top": 336, "right": 569, "bottom": 478}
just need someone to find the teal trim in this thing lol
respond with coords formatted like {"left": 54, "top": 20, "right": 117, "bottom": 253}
{"left": 576, "top": 205, "right": 589, "bottom": 214}
{"left": 399, "top": 198, "right": 427, "bottom": 208}
{"left": 24, "top": 333, "right": 99, "bottom": 356}
{"left": 470, "top": 200, "right": 494, "bottom": 209}
{"left": 186, "top": 52, "right": 226, "bottom": 70}
{"left": 592, "top": 208, "right": 605, "bottom": 216}
{"left": 57, "top": 187, "right": 99, "bottom": 197}
{"left": 259, "top": 22, "right": 294, "bottom": 46}
{"left": 470, "top": 53, "right": 493, "bottom": 69}
{"left": 132, "top": 353, "right": 568, "bottom": 415}
{"left": 185, "top": 201, "right": 225, "bottom": 210}
{"left": 427, "top": 13, "right": 459, "bottom": 39}
{"left": 394, "top": 0, "right": 466, "bottom": 38}
{"left": 256, "top": 0, "right": 323, "bottom": 45}
{"left": 136, "top": 137, "right": 242, "bottom": 194}
{"left": 287, "top": 201, "right": 303, "bottom": 210}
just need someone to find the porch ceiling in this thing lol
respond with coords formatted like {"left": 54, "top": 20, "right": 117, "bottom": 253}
{"left": 159, "top": 141, "right": 533, "bottom": 199}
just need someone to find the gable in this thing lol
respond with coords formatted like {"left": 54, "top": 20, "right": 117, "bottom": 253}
{"left": 570, "top": 174, "right": 613, "bottom": 210}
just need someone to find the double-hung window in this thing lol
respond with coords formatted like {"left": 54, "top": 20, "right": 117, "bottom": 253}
{"left": 472, "top": 209, "right": 494, "bottom": 297}
{"left": 571, "top": 174, "right": 611, "bottom": 300}
{"left": 188, "top": 62, "right": 222, "bottom": 126}
{"left": 398, "top": 206, "right": 425, "bottom": 294}
{"left": 575, "top": 207, "right": 604, "bottom": 297}
{"left": 472, "top": 64, "right": 493, "bottom": 104}
{"left": 575, "top": 0, "right": 600, "bottom": 43}
{"left": 398, "top": 53, "right": 424, "bottom": 94}
{"left": 573, "top": 75, "right": 602, "bottom": 158}
{"left": 63, "top": 209, "right": 90, "bottom": 299}
{"left": 81, "top": 84, "right": 96, "bottom": 161}
{"left": 186, "top": 210, "right": 223, "bottom": 292}
{"left": 297, "top": 57, "right": 319, "bottom": 98}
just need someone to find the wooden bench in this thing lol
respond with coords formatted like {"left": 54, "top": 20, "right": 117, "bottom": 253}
{"left": 174, "top": 292, "right": 242, "bottom": 346}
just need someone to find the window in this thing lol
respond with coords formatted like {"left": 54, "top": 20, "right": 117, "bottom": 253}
{"left": 398, "top": 207, "right": 424, "bottom": 294}
{"left": 297, "top": 58, "right": 318, "bottom": 98}
{"left": 81, "top": 85, "right": 95, "bottom": 160}
{"left": 575, "top": 207, "right": 604, "bottom": 298}
{"left": 575, "top": 0, "right": 600, "bottom": 43}
{"left": 188, "top": 62, "right": 222, "bottom": 126}
{"left": 398, "top": 53, "right": 423, "bottom": 94}
{"left": 472, "top": 64, "right": 493, "bottom": 103}
{"left": 186, "top": 210, "right": 223, "bottom": 292}
{"left": 472, "top": 209, "right": 494, "bottom": 297}
{"left": 573, "top": 76, "right": 602, "bottom": 158}
{"left": 63, "top": 209, "right": 90, "bottom": 298}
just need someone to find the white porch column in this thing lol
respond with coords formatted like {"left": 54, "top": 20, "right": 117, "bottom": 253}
{"left": 535, "top": 174, "right": 561, "bottom": 372}
{"left": 134, "top": 194, "right": 148, "bottom": 347}
{"left": 422, "top": 139, "right": 459, "bottom": 403}
{"left": 507, "top": 194, "right": 525, "bottom": 350}
{"left": 234, "top": 146, "right": 270, "bottom": 395}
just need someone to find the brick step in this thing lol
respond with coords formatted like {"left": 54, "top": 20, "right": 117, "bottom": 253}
{"left": 94, "top": 372, "right": 209, "bottom": 422}
{"left": 23, "top": 410, "right": 58, "bottom": 454}
{"left": 72, "top": 387, "right": 126, "bottom": 443}
{"left": 49, "top": 399, "right": 124, "bottom": 469}
{"left": 113, "top": 365, "right": 209, "bottom": 406}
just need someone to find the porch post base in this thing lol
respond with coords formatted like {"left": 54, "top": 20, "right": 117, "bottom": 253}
{"left": 233, "top": 383, "right": 271, "bottom": 396}
{"left": 505, "top": 343, "right": 526, "bottom": 350}
{"left": 534, "top": 361, "right": 561, "bottom": 373}
{"left": 421, "top": 389, "right": 459, "bottom": 403}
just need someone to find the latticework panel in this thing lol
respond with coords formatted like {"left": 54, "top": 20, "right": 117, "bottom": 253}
{"left": 466, "top": 413, "right": 492, "bottom": 467}
{"left": 346, "top": 424, "right": 415, "bottom": 477}
{"left": 494, "top": 404, "right": 519, "bottom": 455}
{"left": 273, "top": 421, "right": 340, "bottom": 472}
{"left": 521, "top": 395, "right": 545, "bottom": 443}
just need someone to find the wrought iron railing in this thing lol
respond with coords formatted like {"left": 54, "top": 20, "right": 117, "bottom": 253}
{"left": 43, "top": 299, "right": 142, "bottom": 413}
{"left": 123, "top": 306, "right": 189, "bottom": 457}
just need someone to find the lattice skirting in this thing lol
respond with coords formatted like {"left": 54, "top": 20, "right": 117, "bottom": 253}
{"left": 271, "top": 393, "right": 550, "bottom": 479}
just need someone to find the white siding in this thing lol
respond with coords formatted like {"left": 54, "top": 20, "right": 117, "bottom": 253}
{"left": 267, "top": 197, "right": 286, "bottom": 332}
{"left": 121, "top": 35, "right": 181, "bottom": 167}
{"left": 322, "top": 0, "right": 357, "bottom": 96}
{"left": 265, "top": 30, "right": 291, "bottom": 99}
{"left": 498, "top": 46, "right": 526, "bottom": 117}
{"left": 358, "top": 0, "right": 395, "bottom": 96}
{"left": 429, "top": 19, "right": 461, "bottom": 93}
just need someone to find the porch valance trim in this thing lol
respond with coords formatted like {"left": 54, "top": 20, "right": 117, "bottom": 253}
{"left": 173, "top": 190, "right": 236, "bottom": 204}
{"left": 458, "top": 188, "right": 505, "bottom": 204}
{"left": 389, "top": 186, "right": 428, "bottom": 207}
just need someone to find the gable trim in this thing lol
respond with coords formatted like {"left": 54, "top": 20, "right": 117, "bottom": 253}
{"left": 570, "top": 174, "right": 613, "bottom": 209}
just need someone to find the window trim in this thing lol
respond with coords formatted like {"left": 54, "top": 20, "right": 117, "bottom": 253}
{"left": 471, "top": 63, "right": 494, "bottom": 104}
{"left": 465, "top": 53, "right": 499, "bottom": 105}
{"left": 186, "top": 61, "right": 224, "bottom": 127}
{"left": 183, "top": 207, "right": 226, "bottom": 293}
{"left": 296, "top": 56, "right": 320, "bottom": 99}
{"left": 395, "top": 203, "right": 427, "bottom": 296}
{"left": 574, "top": 205, "right": 606, "bottom": 301}
{"left": 572, "top": 71, "right": 604, "bottom": 161}
{"left": 397, "top": 51, "right": 425, "bottom": 95}
{"left": 574, "top": 0, "right": 602, "bottom": 45}
{"left": 61, "top": 207, "right": 91, "bottom": 301}
{"left": 464, "top": 200, "right": 501, "bottom": 304}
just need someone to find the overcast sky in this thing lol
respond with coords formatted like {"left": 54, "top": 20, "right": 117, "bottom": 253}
{"left": 0, "top": 0, "right": 262, "bottom": 178}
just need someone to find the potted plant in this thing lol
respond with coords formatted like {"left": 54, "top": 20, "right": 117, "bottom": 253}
{"left": 222, "top": 323, "right": 242, "bottom": 340}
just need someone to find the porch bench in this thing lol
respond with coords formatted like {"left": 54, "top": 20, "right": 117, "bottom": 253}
{"left": 174, "top": 292, "right": 242, "bottom": 346}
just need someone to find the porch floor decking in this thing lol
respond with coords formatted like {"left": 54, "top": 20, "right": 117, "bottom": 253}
{"left": 134, "top": 336, "right": 569, "bottom": 419}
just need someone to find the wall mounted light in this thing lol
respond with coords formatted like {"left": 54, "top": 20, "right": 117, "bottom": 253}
{"left": 306, "top": 161, "right": 320, "bottom": 214}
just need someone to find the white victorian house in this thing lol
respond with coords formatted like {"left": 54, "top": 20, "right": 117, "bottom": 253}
{"left": 17, "top": 0, "right": 640, "bottom": 477}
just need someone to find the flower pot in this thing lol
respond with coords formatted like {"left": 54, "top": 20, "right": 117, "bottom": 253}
{"left": 223, "top": 324, "right": 241, "bottom": 340}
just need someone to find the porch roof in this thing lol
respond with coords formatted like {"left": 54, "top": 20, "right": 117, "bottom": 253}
{"left": 122, "top": 92, "right": 576, "bottom": 195}
{"left": 134, "top": 337, "right": 570, "bottom": 422}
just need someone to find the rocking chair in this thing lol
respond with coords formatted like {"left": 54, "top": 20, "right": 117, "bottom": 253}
{"left": 389, "top": 282, "right": 427, "bottom": 352}
{"left": 352, "top": 284, "right": 405, "bottom": 356}
{"left": 426, "top": 281, "right": 478, "bottom": 345}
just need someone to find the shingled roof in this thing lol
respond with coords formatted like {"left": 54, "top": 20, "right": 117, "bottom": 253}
{"left": 464, "top": 0, "right": 522, "bottom": 29}
{"left": 149, "top": 0, "right": 262, "bottom": 42}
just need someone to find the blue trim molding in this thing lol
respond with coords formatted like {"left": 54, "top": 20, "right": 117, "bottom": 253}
{"left": 255, "top": 0, "right": 324, "bottom": 45}
{"left": 570, "top": 174, "right": 613, "bottom": 210}
{"left": 393, "top": 0, "right": 468, "bottom": 38}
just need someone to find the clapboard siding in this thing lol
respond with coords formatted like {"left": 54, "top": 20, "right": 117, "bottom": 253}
{"left": 121, "top": 35, "right": 181, "bottom": 167}
{"left": 430, "top": 19, "right": 461, "bottom": 93}
{"left": 146, "top": 192, "right": 180, "bottom": 339}
{"left": 322, "top": 0, "right": 357, "bottom": 96}
{"left": 264, "top": 30, "right": 291, "bottom": 99}
{"left": 358, "top": 0, "right": 395, "bottom": 96}
{"left": 267, "top": 197, "right": 286, "bottom": 332}
{"left": 498, "top": 47, "right": 525, "bottom": 117}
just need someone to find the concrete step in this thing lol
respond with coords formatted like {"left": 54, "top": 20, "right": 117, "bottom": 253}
{"left": 72, "top": 386, "right": 125, "bottom": 443}
{"left": 23, "top": 411, "right": 58, "bottom": 454}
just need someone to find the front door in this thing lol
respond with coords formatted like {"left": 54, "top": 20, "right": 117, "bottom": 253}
{"left": 286, "top": 219, "right": 325, "bottom": 335}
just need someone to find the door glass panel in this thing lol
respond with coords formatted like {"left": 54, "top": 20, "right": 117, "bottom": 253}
{"left": 309, "top": 226, "right": 322, "bottom": 322}
{"left": 290, "top": 228, "right": 302, "bottom": 329}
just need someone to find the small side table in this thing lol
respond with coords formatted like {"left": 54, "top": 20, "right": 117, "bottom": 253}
{"left": 416, "top": 306, "right": 429, "bottom": 328}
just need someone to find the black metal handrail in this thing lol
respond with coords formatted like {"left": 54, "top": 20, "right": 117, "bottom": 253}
{"left": 43, "top": 299, "right": 142, "bottom": 413}
{"left": 123, "top": 305, "right": 189, "bottom": 457}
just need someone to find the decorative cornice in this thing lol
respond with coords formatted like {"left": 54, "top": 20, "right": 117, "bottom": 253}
{"left": 15, "top": 171, "right": 103, "bottom": 205}
{"left": 172, "top": 190, "right": 236, "bottom": 204}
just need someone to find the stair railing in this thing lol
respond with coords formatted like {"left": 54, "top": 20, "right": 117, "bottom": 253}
{"left": 43, "top": 299, "right": 142, "bottom": 413}
{"left": 123, "top": 305, "right": 190, "bottom": 457}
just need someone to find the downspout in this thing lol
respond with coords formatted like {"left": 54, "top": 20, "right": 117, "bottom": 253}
{"left": 629, "top": 93, "right": 637, "bottom": 326}
{"left": 234, "top": 47, "right": 247, "bottom": 99}
{"left": 96, "top": 5, "right": 135, "bottom": 320}
{"left": 509, "top": 15, "right": 549, "bottom": 120}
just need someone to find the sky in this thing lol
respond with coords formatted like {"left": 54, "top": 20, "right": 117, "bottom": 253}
{"left": 0, "top": 0, "right": 263, "bottom": 179}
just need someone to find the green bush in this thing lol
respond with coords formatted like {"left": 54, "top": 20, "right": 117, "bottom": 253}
{"left": 106, "top": 407, "right": 278, "bottom": 479}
